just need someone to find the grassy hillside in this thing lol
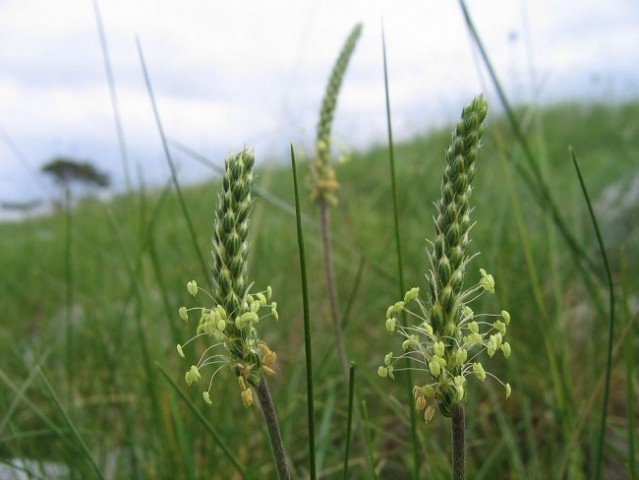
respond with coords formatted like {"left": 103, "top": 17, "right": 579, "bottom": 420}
{"left": 0, "top": 100, "right": 637, "bottom": 478}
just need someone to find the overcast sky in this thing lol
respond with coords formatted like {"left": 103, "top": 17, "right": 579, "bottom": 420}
{"left": 1, "top": 0, "right": 638, "bottom": 215}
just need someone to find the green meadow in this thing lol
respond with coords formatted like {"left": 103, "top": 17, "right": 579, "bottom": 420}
{"left": 0, "top": 99, "right": 637, "bottom": 478}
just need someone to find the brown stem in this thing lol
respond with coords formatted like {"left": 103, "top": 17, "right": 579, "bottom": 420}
{"left": 451, "top": 404, "right": 465, "bottom": 480}
{"left": 256, "top": 375, "right": 291, "bottom": 480}
{"left": 319, "top": 203, "right": 348, "bottom": 380}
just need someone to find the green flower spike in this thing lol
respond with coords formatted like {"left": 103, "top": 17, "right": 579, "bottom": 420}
{"left": 308, "top": 23, "right": 362, "bottom": 206}
{"left": 378, "top": 96, "right": 513, "bottom": 421}
{"left": 176, "top": 150, "right": 279, "bottom": 406}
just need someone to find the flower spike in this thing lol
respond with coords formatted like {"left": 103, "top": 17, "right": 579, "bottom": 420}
{"left": 378, "top": 96, "right": 512, "bottom": 421}
{"left": 176, "top": 150, "right": 279, "bottom": 407}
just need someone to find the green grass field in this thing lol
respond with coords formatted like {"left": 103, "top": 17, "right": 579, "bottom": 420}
{"left": 0, "top": 100, "right": 638, "bottom": 479}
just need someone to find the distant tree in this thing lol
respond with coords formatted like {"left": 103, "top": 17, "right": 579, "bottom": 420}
{"left": 41, "top": 157, "right": 109, "bottom": 210}
{"left": 41, "top": 157, "right": 110, "bottom": 189}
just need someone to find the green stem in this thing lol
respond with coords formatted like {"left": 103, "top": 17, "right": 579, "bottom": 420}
{"left": 452, "top": 405, "right": 465, "bottom": 480}
{"left": 256, "top": 375, "right": 291, "bottom": 480}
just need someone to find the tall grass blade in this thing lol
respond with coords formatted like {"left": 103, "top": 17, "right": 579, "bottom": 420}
{"left": 569, "top": 147, "right": 615, "bottom": 480}
{"left": 0, "top": 352, "right": 49, "bottom": 438}
{"left": 92, "top": 0, "right": 131, "bottom": 191}
{"left": 135, "top": 38, "right": 211, "bottom": 288}
{"left": 457, "top": 0, "right": 596, "bottom": 274}
{"left": 104, "top": 202, "right": 167, "bottom": 475}
{"left": 342, "top": 362, "right": 356, "bottom": 480}
{"left": 156, "top": 363, "right": 248, "bottom": 479}
{"left": 621, "top": 266, "right": 637, "bottom": 479}
{"left": 557, "top": 315, "right": 634, "bottom": 477}
{"left": 381, "top": 22, "right": 419, "bottom": 478}
{"left": 39, "top": 369, "right": 105, "bottom": 479}
{"left": 0, "top": 363, "right": 73, "bottom": 450}
{"left": 290, "top": 144, "right": 317, "bottom": 479}
{"left": 359, "top": 399, "right": 378, "bottom": 480}
{"left": 315, "top": 384, "right": 336, "bottom": 475}
{"left": 169, "top": 392, "right": 198, "bottom": 479}
{"left": 63, "top": 184, "right": 74, "bottom": 400}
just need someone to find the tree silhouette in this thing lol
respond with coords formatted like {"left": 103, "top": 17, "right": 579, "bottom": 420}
{"left": 41, "top": 157, "right": 109, "bottom": 210}
{"left": 41, "top": 157, "right": 109, "bottom": 189}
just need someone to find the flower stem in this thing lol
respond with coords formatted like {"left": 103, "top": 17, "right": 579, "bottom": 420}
{"left": 319, "top": 202, "right": 348, "bottom": 380}
{"left": 451, "top": 404, "right": 465, "bottom": 480}
{"left": 256, "top": 375, "right": 292, "bottom": 480}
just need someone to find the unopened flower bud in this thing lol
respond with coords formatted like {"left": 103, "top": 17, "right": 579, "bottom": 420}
{"left": 185, "top": 365, "right": 201, "bottom": 386}
{"left": 429, "top": 360, "right": 441, "bottom": 378}
{"left": 404, "top": 287, "right": 420, "bottom": 303}
{"left": 472, "top": 362, "right": 486, "bottom": 382}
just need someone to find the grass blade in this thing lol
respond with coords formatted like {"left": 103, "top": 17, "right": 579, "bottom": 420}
{"left": 623, "top": 293, "right": 637, "bottom": 479}
{"left": 92, "top": 0, "right": 131, "bottom": 191}
{"left": 135, "top": 38, "right": 211, "bottom": 288}
{"left": 457, "top": 0, "right": 596, "bottom": 274}
{"left": 342, "top": 362, "right": 356, "bottom": 480}
{"left": 39, "top": 369, "right": 105, "bottom": 479}
{"left": 156, "top": 363, "right": 248, "bottom": 479}
{"left": 63, "top": 184, "right": 74, "bottom": 401}
{"left": 0, "top": 352, "right": 49, "bottom": 438}
{"left": 569, "top": 147, "right": 615, "bottom": 480}
{"left": 290, "top": 144, "right": 317, "bottom": 479}
{"left": 620, "top": 253, "right": 637, "bottom": 479}
{"left": 359, "top": 399, "right": 378, "bottom": 480}
{"left": 381, "top": 22, "right": 419, "bottom": 478}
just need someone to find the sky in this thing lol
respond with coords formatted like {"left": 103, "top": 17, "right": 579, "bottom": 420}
{"left": 0, "top": 0, "right": 638, "bottom": 218}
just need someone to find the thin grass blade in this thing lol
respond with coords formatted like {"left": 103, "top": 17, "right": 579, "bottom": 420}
{"left": 156, "top": 363, "right": 248, "bottom": 479}
{"left": 135, "top": 38, "right": 211, "bottom": 288}
{"left": 342, "top": 362, "right": 356, "bottom": 480}
{"left": 569, "top": 147, "right": 615, "bottom": 480}
{"left": 381, "top": 22, "right": 420, "bottom": 478}
{"left": 457, "top": 0, "right": 596, "bottom": 275}
{"left": 290, "top": 144, "right": 317, "bottom": 479}
{"left": 39, "top": 369, "right": 105, "bottom": 479}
